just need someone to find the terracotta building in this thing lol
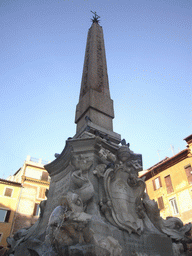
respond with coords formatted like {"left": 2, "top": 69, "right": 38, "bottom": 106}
{"left": 0, "top": 156, "right": 50, "bottom": 247}
{"left": 140, "top": 134, "right": 192, "bottom": 224}
{"left": 0, "top": 179, "right": 22, "bottom": 247}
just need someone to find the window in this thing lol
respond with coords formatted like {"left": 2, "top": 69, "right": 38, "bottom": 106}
{"left": 164, "top": 175, "right": 174, "bottom": 194}
{"left": 152, "top": 177, "right": 162, "bottom": 190}
{"left": 0, "top": 209, "right": 11, "bottom": 222}
{"left": 157, "top": 196, "right": 164, "bottom": 210}
{"left": 4, "top": 188, "right": 13, "bottom": 197}
{"left": 41, "top": 171, "right": 49, "bottom": 182}
{"left": 184, "top": 164, "right": 192, "bottom": 184}
{"left": 170, "top": 198, "right": 179, "bottom": 215}
{"left": 33, "top": 203, "right": 40, "bottom": 216}
{"left": 37, "top": 187, "right": 46, "bottom": 199}
{"left": 0, "top": 233, "right": 3, "bottom": 242}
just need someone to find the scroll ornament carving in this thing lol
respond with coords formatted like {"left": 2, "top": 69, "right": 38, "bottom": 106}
{"left": 70, "top": 154, "right": 95, "bottom": 209}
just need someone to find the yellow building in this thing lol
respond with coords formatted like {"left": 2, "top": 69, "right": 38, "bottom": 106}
{"left": 0, "top": 179, "right": 22, "bottom": 247}
{"left": 0, "top": 155, "right": 50, "bottom": 248}
{"left": 140, "top": 134, "right": 192, "bottom": 224}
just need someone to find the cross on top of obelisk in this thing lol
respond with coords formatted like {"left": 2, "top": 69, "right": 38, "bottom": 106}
{"left": 91, "top": 11, "right": 100, "bottom": 23}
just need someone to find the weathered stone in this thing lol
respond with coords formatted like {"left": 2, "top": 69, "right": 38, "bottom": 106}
{"left": 68, "top": 244, "right": 110, "bottom": 256}
{"left": 75, "top": 21, "right": 115, "bottom": 133}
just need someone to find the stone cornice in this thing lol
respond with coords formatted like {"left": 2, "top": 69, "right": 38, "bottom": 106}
{"left": 44, "top": 141, "right": 73, "bottom": 177}
{"left": 44, "top": 136, "right": 120, "bottom": 178}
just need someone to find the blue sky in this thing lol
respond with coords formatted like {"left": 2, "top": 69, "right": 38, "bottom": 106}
{"left": 0, "top": 0, "right": 191, "bottom": 178}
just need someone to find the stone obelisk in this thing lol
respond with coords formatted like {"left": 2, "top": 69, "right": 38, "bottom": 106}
{"left": 75, "top": 14, "right": 120, "bottom": 143}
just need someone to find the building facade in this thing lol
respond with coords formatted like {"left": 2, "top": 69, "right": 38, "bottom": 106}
{"left": 140, "top": 135, "right": 192, "bottom": 224}
{"left": 0, "top": 179, "right": 22, "bottom": 247}
{"left": 0, "top": 156, "right": 50, "bottom": 247}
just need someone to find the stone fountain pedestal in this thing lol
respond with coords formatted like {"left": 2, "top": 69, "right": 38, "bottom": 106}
{"left": 7, "top": 133, "right": 191, "bottom": 256}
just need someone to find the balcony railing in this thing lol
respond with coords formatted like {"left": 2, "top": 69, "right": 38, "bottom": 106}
{"left": 30, "top": 157, "right": 39, "bottom": 163}
{"left": 27, "top": 156, "right": 49, "bottom": 165}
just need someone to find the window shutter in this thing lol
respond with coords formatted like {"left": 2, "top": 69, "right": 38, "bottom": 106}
{"left": 41, "top": 171, "right": 49, "bottom": 181}
{"left": 33, "top": 204, "right": 40, "bottom": 216}
{"left": 158, "top": 177, "right": 162, "bottom": 187}
{"left": 5, "top": 210, "right": 11, "bottom": 222}
{"left": 164, "top": 175, "right": 174, "bottom": 194}
{"left": 4, "top": 188, "right": 13, "bottom": 197}
{"left": 152, "top": 179, "right": 156, "bottom": 190}
{"left": 185, "top": 165, "right": 192, "bottom": 184}
{"left": 38, "top": 187, "right": 46, "bottom": 199}
{"left": 157, "top": 196, "right": 164, "bottom": 210}
{"left": 33, "top": 204, "right": 37, "bottom": 216}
